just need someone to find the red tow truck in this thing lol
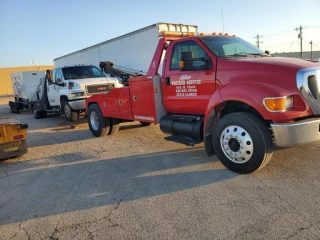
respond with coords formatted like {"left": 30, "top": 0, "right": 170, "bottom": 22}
{"left": 85, "top": 30, "right": 320, "bottom": 174}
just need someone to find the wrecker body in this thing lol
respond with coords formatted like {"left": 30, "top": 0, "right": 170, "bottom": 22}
{"left": 86, "top": 30, "right": 320, "bottom": 173}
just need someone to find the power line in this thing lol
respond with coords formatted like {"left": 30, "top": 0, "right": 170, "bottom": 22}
{"left": 313, "top": 42, "right": 320, "bottom": 49}
{"left": 263, "top": 41, "right": 296, "bottom": 48}
{"left": 260, "top": 29, "right": 295, "bottom": 37}
{"left": 303, "top": 25, "right": 320, "bottom": 29}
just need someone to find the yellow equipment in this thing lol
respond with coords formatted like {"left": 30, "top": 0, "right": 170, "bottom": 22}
{"left": 0, "top": 118, "right": 28, "bottom": 160}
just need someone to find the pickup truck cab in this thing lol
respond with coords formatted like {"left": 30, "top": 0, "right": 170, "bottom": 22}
{"left": 85, "top": 31, "right": 320, "bottom": 174}
{"left": 33, "top": 65, "right": 120, "bottom": 121}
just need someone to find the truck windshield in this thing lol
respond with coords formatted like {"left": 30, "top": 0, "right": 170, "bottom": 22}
{"left": 62, "top": 66, "right": 105, "bottom": 80}
{"left": 200, "top": 36, "right": 265, "bottom": 58}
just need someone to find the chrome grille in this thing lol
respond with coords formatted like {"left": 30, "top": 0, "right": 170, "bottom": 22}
{"left": 297, "top": 67, "right": 320, "bottom": 115}
{"left": 86, "top": 84, "right": 114, "bottom": 95}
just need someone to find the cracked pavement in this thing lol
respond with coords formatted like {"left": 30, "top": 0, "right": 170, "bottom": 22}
{"left": 0, "top": 96, "right": 320, "bottom": 240}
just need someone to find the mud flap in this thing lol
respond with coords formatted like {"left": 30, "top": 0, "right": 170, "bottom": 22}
{"left": 204, "top": 134, "right": 215, "bottom": 156}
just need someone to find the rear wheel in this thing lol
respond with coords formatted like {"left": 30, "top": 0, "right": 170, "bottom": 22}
{"left": 32, "top": 105, "right": 43, "bottom": 119}
{"left": 140, "top": 121, "right": 151, "bottom": 126}
{"left": 62, "top": 100, "right": 78, "bottom": 121}
{"left": 109, "top": 118, "right": 121, "bottom": 135}
{"left": 41, "top": 111, "right": 47, "bottom": 118}
{"left": 15, "top": 102, "right": 21, "bottom": 114}
{"left": 212, "top": 112, "right": 273, "bottom": 174}
{"left": 88, "top": 104, "right": 110, "bottom": 137}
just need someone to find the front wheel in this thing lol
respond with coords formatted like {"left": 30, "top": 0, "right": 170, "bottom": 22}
{"left": 88, "top": 104, "right": 110, "bottom": 137}
{"left": 212, "top": 112, "right": 273, "bottom": 174}
{"left": 62, "top": 101, "right": 78, "bottom": 121}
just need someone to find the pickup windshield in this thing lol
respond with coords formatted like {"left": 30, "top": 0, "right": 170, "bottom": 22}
{"left": 200, "top": 36, "right": 265, "bottom": 58}
{"left": 62, "top": 66, "right": 105, "bottom": 80}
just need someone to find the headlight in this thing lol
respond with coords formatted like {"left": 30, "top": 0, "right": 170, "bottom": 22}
{"left": 263, "top": 96, "right": 293, "bottom": 112}
{"left": 69, "top": 92, "right": 85, "bottom": 98}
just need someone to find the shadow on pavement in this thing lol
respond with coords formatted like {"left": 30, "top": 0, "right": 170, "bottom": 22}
{"left": 0, "top": 148, "right": 234, "bottom": 225}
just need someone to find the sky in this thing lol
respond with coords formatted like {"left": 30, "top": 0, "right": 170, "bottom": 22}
{"left": 0, "top": 0, "right": 319, "bottom": 67}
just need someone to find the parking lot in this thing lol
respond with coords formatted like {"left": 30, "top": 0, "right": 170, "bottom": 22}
{"left": 0, "top": 96, "right": 320, "bottom": 239}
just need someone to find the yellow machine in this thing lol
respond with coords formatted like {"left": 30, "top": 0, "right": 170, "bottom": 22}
{"left": 0, "top": 118, "right": 28, "bottom": 160}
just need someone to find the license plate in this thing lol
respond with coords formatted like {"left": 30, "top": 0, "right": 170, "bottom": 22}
{"left": 0, "top": 141, "right": 21, "bottom": 152}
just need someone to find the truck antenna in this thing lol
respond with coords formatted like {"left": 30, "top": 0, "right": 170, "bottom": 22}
{"left": 221, "top": 7, "right": 225, "bottom": 34}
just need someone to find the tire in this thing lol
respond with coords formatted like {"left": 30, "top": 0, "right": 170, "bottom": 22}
{"left": 88, "top": 104, "right": 110, "bottom": 137}
{"left": 140, "top": 121, "right": 152, "bottom": 126}
{"left": 15, "top": 102, "right": 20, "bottom": 114}
{"left": 41, "top": 111, "right": 47, "bottom": 118}
{"left": 62, "top": 100, "right": 78, "bottom": 121}
{"left": 32, "top": 105, "right": 43, "bottom": 119}
{"left": 9, "top": 104, "right": 14, "bottom": 113}
{"left": 212, "top": 112, "right": 273, "bottom": 174}
{"left": 109, "top": 118, "right": 120, "bottom": 135}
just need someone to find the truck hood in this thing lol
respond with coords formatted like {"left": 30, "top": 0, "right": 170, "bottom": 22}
{"left": 217, "top": 57, "right": 320, "bottom": 90}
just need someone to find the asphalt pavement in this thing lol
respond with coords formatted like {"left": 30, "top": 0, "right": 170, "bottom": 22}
{"left": 0, "top": 96, "right": 320, "bottom": 240}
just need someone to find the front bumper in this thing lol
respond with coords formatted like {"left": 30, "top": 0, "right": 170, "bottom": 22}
{"left": 68, "top": 99, "right": 86, "bottom": 110}
{"left": 271, "top": 118, "right": 320, "bottom": 147}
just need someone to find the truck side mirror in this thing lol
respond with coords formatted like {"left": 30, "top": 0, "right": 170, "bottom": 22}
{"left": 46, "top": 70, "right": 53, "bottom": 84}
{"left": 179, "top": 52, "right": 194, "bottom": 71}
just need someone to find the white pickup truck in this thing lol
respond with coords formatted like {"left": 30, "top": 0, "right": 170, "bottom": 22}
{"left": 31, "top": 65, "right": 120, "bottom": 121}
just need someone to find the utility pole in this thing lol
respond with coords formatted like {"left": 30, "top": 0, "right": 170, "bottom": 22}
{"left": 296, "top": 25, "right": 303, "bottom": 58}
{"left": 310, "top": 41, "right": 313, "bottom": 59}
{"left": 254, "top": 34, "right": 262, "bottom": 48}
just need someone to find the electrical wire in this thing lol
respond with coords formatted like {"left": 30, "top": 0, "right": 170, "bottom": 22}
{"left": 313, "top": 42, "right": 320, "bottom": 50}
{"left": 263, "top": 41, "right": 296, "bottom": 48}
{"left": 260, "top": 29, "right": 295, "bottom": 37}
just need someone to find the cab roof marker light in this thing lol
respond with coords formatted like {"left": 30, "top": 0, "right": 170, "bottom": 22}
{"left": 212, "top": 32, "right": 216, "bottom": 35}
{"left": 158, "top": 31, "right": 194, "bottom": 38}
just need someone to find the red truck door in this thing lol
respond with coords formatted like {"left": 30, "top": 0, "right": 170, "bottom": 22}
{"left": 162, "top": 39, "right": 216, "bottom": 115}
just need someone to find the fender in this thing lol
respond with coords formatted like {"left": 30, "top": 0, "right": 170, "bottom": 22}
{"left": 204, "top": 81, "right": 311, "bottom": 134}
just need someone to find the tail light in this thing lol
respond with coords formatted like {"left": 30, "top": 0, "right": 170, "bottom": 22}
{"left": 14, "top": 135, "right": 24, "bottom": 140}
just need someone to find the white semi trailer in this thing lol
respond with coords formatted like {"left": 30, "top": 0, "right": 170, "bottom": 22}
{"left": 54, "top": 23, "right": 198, "bottom": 74}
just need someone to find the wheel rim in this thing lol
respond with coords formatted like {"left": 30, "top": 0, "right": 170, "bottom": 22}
{"left": 220, "top": 125, "right": 254, "bottom": 164}
{"left": 64, "top": 104, "right": 71, "bottom": 118}
{"left": 33, "top": 109, "right": 37, "bottom": 116}
{"left": 90, "top": 111, "right": 100, "bottom": 131}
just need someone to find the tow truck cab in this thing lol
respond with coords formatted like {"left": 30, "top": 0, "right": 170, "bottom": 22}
{"left": 86, "top": 31, "right": 320, "bottom": 174}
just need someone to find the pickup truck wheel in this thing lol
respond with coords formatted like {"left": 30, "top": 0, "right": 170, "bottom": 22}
{"left": 109, "top": 118, "right": 120, "bottom": 135}
{"left": 41, "top": 111, "right": 47, "bottom": 118}
{"left": 62, "top": 101, "right": 78, "bottom": 121}
{"left": 140, "top": 122, "right": 151, "bottom": 126}
{"left": 213, "top": 112, "right": 273, "bottom": 174}
{"left": 15, "top": 103, "right": 21, "bottom": 114}
{"left": 32, "top": 105, "right": 43, "bottom": 119}
{"left": 88, "top": 104, "right": 110, "bottom": 137}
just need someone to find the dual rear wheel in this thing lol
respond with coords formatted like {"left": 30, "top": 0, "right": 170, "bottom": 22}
{"left": 88, "top": 104, "right": 151, "bottom": 137}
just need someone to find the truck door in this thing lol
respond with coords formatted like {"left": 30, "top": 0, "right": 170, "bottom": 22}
{"left": 47, "top": 69, "right": 63, "bottom": 107}
{"left": 162, "top": 40, "right": 216, "bottom": 115}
